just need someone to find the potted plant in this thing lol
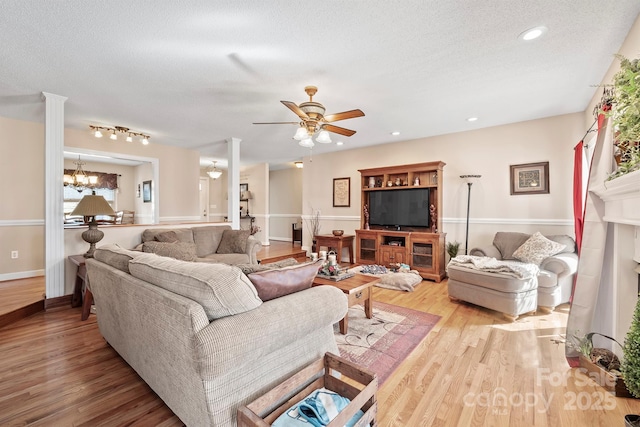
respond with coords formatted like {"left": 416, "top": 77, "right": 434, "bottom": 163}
{"left": 567, "top": 332, "right": 623, "bottom": 393}
{"left": 446, "top": 241, "right": 460, "bottom": 261}
{"left": 606, "top": 54, "right": 640, "bottom": 180}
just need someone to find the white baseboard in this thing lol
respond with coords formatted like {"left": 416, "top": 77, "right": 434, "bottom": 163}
{"left": 0, "top": 269, "right": 45, "bottom": 282}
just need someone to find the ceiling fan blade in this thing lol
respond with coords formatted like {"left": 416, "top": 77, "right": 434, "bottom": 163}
{"left": 322, "top": 124, "right": 357, "bottom": 137}
{"left": 281, "top": 101, "right": 309, "bottom": 120}
{"left": 252, "top": 122, "right": 299, "bottom": 125}
{"left": 323, "top": 109, "right": 365, "bottom": 123}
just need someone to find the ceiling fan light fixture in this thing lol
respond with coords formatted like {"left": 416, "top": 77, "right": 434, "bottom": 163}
{"left": 316, "top": 130, "right": 332, "bottom": 144}
{"left": 293, "top": 126, "right": 309, "bottom": 141}
{"left": 299, "top": 138, "right": 314, "bottom": 148}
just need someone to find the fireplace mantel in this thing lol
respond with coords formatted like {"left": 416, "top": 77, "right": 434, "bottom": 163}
{"left": 590, "top": 169, "right": 640, "bottom": 226}
{"left": 589, "top": 169, "right": 640, "bottom": 348}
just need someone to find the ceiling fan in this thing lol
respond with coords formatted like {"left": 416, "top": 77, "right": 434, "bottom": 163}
{"left": 253, "top": 86, "right": 365, "bottom": 145}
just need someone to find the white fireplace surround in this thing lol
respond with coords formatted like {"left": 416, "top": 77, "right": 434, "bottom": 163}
{"left": 590, "top": 169, "right": 640, "bottom": 350}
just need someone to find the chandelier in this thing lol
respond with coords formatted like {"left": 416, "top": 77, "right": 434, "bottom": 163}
{"left": 89, "top": 125, "right": 151, "bottom": 145}
{"left": 64, "top": 156, "right": 97, "bottom": 193}
{"left": 207, "top": 161, "right": 222, "bottom": 179}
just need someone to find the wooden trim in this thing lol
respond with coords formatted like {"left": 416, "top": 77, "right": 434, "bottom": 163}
{"left": 45, "top": 294, "right": 73, "bottom": 310}
{"left": 0, "top": 300, "right": 44, "bottom": 329}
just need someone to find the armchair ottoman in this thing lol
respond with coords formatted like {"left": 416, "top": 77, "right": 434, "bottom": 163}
{"left": 447, "top": 232, "right": 578, "bottom": 321}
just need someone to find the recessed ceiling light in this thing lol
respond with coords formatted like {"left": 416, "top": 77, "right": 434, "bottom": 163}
{"left": 519, "top": 26, "right": 548, "bottom": 41}
{"left": 467, "top": 117, "right": 478, "bottom": 122}
{"left": 336, "top": 141, "right": 344, "bottom": 146}
{"left": 391, "top": 131, "right": 400, "bottom": 136}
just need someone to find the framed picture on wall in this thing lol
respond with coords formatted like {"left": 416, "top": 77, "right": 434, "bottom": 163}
{"left": 509, "top": 162, "right": 549, "bottom": 195}
{"left": 142, "top": 180, "right": 152, "bottom": 202}
{"left": 240, "top": 183, "right": 249, "bottom": 200}
{"left": 333, "top": 177, "right": 350, "bottom": 207}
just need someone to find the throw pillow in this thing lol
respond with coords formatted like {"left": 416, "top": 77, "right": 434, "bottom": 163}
{"left": 216, "top": 229, "right": 251, "bottom": 254}
{"left": 154, "top": 230, "right": 179, "bottom": 243}
{"left": 247, "top": 260, "right": 321, "bottom": 301}
{"left": 142, "top": 241, "right": 198, "bottom": 262}
{"left": 129, "top": 253, "right": 262, "bottom": 320}
{"left": 512, "top": 232, "right": 566, "bottom": 265}
{"left": 94, "top": 243, "right": 142, "bottom": 273}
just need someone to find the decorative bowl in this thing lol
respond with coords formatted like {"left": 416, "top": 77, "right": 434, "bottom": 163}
{"left": 332, "top": 229, "right": 344, "bottom": 236}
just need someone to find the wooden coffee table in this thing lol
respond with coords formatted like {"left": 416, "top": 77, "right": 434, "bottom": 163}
{"left": 312, "top": 273, "right": 379, "bottom": 334}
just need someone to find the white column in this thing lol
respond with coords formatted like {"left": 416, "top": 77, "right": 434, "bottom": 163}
{"left": 227, "top": 138, "right": 241, "bottom": 230}
{"left": 42, "top": 92, "right": 67, "bottom": 298}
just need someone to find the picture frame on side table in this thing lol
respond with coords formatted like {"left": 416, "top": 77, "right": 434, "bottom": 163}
{"left": 333, "top": 177, "right": 350, "bottom": 207}
{"left": 510, "top": 162, "right": 549, "bottom": 195}
{"left": 142, "top": 180, "right": 152, "bottom": 202}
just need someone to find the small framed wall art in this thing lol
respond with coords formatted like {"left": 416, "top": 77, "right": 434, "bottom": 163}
{"left": 333, "top": 177, "right": 351, "bottom": 207}
{"left": 510, "top": 162, "right": 549, "bottom": 195}
{"left": 142, "top": 180, "right": 152, "bottom": 202}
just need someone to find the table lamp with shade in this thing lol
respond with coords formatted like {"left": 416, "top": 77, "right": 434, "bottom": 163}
{"left": 70, "top": 194, "right": 116, "bottom": 258}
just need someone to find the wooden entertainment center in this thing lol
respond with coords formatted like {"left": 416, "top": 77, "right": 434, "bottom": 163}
{"left": 356, "top": 161, "right": 446, "bottom": 282}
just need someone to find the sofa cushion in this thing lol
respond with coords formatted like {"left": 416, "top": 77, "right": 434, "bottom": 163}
{"left": 192, "top": 226, "right": 229, "bottom": 257}
{"left": 154, "top": 230, "right": 180, "bottom": 243}
{"left": 247, "top": 260, "right": 322, "bottom": 301}
{"left": 129, "top": 253, "right": 262, "bottom": 320}
{"left": 512, "top": 232, "right": 566, "bottom": 265}
{"left": 141, "top": 228, "right": 194, "bottom": 244}
{"left": 492, "top": 232, "right": 531, "bottom": 260}
{"left": 217, "top": 229, "right": 251, "bottom": 254}
{"left": 94, "top": 243, "right": 141, "bottom": 273}
{"left": 142, "top": 241, "right": 198, "bottom": 262}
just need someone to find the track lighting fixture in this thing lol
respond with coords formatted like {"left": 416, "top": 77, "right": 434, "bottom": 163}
{"left": 89, "top": 125, "right": 151, "bottom": 145}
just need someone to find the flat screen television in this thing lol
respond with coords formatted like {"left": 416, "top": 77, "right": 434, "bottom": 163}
{"left": 368, "top": 188, "right": 430, "bottom": 228}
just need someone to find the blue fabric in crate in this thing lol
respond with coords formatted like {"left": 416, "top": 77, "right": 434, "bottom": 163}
{"left": 271, "top": 387, "right": 364, "bottom": 427}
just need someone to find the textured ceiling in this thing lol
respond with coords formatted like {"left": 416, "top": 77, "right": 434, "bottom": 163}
{"left": 1, "top": 1, "right": 639, "bottom": 169}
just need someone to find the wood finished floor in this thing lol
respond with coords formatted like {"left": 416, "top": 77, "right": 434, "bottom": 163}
{"left": 2, "top": 246, "right": 640, "bottom": 425}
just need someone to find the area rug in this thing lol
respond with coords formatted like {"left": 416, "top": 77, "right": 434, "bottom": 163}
{"left": 335, "top": 302, "right": 440, "bottom": 384}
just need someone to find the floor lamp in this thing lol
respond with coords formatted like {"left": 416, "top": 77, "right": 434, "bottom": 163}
{"left": 460, "top": 175, "right": 481, "bottom": 254}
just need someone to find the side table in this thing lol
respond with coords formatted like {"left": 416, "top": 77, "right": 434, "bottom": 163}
{"left": 68, "top": 254, "right": 94, "bottom": 321}
{"left": 314, "top": 234, "right": 355, "bottom": 264}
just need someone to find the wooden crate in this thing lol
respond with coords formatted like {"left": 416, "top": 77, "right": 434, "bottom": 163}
{"left": 238, "top": 352, "right": 378, "bottom": 427}
{"left": 578, "top": 355, "right": 617, "bottom": 393}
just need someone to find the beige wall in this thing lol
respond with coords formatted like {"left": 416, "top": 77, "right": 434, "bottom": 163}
{"left": 0, "top": 116, "right": 45, "bottom": 278}
{"left": 269, "top": 167, "right": 303, "bottom": 241}
{"left": 300, "top": 112, "right": 586, "bottom": 255}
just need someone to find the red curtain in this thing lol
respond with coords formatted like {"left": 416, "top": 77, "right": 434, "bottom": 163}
{"left": 573, "top": 140, "right": 584, "bottom": 254}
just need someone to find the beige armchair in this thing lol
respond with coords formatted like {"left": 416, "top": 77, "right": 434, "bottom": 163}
{"left": 447, "top": 232, "right": 578, "bottom": 320}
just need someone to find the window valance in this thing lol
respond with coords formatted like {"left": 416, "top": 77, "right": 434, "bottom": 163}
{"left": 64, "top": 169, "right": 119, "bottom": 190}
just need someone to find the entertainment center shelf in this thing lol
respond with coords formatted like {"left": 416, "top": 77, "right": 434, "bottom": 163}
{"left": 357, "top": 161, "right": 446, "bottom": 282}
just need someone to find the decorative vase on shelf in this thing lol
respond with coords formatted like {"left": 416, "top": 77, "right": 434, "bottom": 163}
{"left": 368, "top": 177, "right": 375, "bottom": 188}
